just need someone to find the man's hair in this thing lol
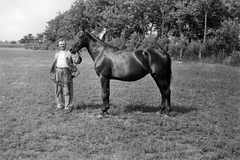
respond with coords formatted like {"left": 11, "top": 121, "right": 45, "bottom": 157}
{"left": 58, "top": 39, "right": 66, "bottom": 45}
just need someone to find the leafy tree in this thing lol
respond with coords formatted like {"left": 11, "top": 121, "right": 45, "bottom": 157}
{"left": 10, "top": 41, "right": 17, "bottom": 44}
{"left": 215, "top": 19, "right": 240, "bottom": 55}
{"left": 223, "top": 0, "right": 240, "bottom": 21}
{"left": 198, "top": 0, "right": 228, "bottom": 42}
{"left": 83, "top": 0, "right": 135, "bottom": 41}
{"left": 35, "top": 33, "right": 44, "bottom": 44}
{"left": 83, "top": 0, "right": 111, "bottom": 32}
{"left": 147, "top": 0, "right": 175, "bottom": 41}
{"left": 32, "top": 0, "right": 240, "bottom": 64}
{"left": 19, "top": 33, "right": 34, "bottom": 44}
{"left": 172, "top": 0, "right": 200, "bottom": 40}
{"left": 44, "top": 11, "right": 67, "bottom": 42}
{"left": 64, "top": 0, "right": 86, "bottom": 38}
{"left": 197, "top": 0, "right": 229, "bottom": 59}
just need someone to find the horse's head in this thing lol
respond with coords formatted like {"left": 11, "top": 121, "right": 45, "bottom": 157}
{"left": 69, "top": 31, "right": 86, "bottom": 54}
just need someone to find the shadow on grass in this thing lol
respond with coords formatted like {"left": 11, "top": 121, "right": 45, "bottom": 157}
{"left": 74, "top": 103, "right": 102, "bottom": 110}
{"left": 43, "top": 103, "right": 102, "bottom": 117}
{"left": 172, "top": 104, "right": 197, "bottom": 114}
{"left": 74, "top": 103, "right": 197, "bottom": 116}
{"left": 123, "top": 104, "right": 197, "bottom": 115}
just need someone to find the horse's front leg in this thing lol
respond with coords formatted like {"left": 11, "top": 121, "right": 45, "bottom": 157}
{"left": 99, "top": 76, "right": 110, "bottom": 116}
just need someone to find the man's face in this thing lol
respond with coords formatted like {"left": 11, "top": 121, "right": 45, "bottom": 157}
{"left": 59, "top": 41, "right": 66, "bottom": 51}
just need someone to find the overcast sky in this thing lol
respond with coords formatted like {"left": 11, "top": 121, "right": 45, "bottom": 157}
{"left": 0, "top": 0, "right": 76, "bottom": 41}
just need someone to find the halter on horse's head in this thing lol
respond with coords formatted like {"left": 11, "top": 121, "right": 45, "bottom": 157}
{"left": 69, "top": 31, "right": 86, "bottom": 54}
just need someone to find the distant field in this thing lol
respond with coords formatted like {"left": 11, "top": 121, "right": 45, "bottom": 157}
{"left": 0, "top": 43, "right": 24, "bottom": 48}
{"left": 0, "top": 48, "right": 239, "bottom": 160}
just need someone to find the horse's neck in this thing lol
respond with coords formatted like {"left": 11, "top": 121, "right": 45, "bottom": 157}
{"left": 86, "top": 39, "right": 106, "bottom": 61}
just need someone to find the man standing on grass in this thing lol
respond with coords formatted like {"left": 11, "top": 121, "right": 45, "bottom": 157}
{"left": 50, "top": 39, "right": 82, "bottom": 112}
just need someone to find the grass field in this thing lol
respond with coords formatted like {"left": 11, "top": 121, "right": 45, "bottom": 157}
{"left": 0, "top": 48, "right": 239, "bottom": 160}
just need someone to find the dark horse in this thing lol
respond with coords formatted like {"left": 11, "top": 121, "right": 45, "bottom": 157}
{"left": 70, "top": 31, "right": 172, "bottom": 117}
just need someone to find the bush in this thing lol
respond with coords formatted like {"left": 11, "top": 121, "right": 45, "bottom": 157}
{"left": 216, "top": 19, "right": 240, "bottom": 56}
{"left": 23, "top": 42, "right": 43, "bottom": 50}
{"left": 168, "top": 43, "right": 180, "bottom": 59}
{"left": 48, "top": 42, "right": 58, "bottom": 51}
{"left": 168, "top": 38, "right": 188, "bottom": 60}
{"left": 39, "top": 42, "right": 51, "bottom": 50}
{"left": 138, "top": 35, "right": 157, "bottom": 49}
{"left": 230, "top": 52, "right": 240, "bottom": 66}
{"left": 202, "top": 19, "right": 240, "bottom": 62}
{"left": 223, "top": 51, "right": 240, "bottom": 67}
{"left": 201, "top": 38, "right": 218, "bottom": 58}
{"left": 185, "top": 41, "right": 201, "bottom": 60}
{"left": 125, "top": 32, "right": 142, "bottom": 50}
{"left": 155, "top": 37, "right": 170, "bottom": 51}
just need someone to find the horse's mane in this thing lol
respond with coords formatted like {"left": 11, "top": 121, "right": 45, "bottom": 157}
{"left": 86, "top": 32, "right": 120, "bottom": 50}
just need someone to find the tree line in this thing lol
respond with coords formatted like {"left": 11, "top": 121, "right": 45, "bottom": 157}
{"left": 19, "top": 0, "right": 240, "bottom": 66}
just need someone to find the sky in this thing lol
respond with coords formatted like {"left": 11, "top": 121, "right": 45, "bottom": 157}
{"left": 0, "top": 0, "right": 76, "bottom": 41}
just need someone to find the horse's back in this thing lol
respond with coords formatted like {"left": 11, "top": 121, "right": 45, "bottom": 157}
{"left": 145, "top": 48, "right": 169, "bottom": 62}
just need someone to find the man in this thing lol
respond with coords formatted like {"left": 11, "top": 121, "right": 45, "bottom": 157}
{"left": 50, "top": 40, "right": 82, "bottom": 111}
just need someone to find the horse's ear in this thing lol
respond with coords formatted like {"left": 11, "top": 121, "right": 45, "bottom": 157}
{"left": 78, "top": 25, "right": 85, "bottom": 33}
{"left": 81, "top": 18, "right": 89, "bottom": 33}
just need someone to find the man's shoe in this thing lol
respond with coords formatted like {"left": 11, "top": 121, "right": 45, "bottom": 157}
{"left": 56, "top": 106, "right": 64, "bottom": 111}
{"left": 64, "top": 107, "right": 72, "bottom": 113}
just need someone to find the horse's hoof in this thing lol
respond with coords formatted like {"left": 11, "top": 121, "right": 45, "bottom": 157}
{"left": 165, "top": 110, "right": 171, "bottom": 116}
{"left": 156, "top": 109, "right": 164, "bottom": 115}
{"left": 96, "top": 114, "right": 104, "bottom": 119}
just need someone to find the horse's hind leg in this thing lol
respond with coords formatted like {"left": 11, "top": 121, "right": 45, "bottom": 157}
{"left": 151, "top": 74, "right": 171, "bottom": 115}
{"left": 100, "top": 76, "right": 110, "bottom": 116}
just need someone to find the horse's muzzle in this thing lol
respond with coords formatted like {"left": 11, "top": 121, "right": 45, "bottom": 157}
{"left": 69, "top": 48, "right": 75, "bottom": 54}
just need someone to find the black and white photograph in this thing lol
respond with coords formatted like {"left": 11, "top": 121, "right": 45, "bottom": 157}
{"left": 0, "top": 0, "right": 239, "bottom": 159}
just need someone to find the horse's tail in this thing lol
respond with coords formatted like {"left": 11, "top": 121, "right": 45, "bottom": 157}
{"left": 159, "top": 45, "right": 172, "bottom": 85}
{"left": 165, "top": 52, "right": 172, "bottom": 86}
